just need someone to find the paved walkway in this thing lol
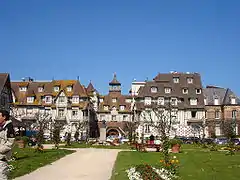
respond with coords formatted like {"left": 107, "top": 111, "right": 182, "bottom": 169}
{"left": 14, "top": 148, "right": 120, "bottom": 180}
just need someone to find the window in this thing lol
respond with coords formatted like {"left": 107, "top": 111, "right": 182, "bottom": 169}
{"left": 27, "top": 97, "right": 34, "bottom": 103}
{"left": 19, "top": 87, "right": 27, "bottom": 92}
{"left": 157, "top": 97, "right": 164, "bottom": 105}
{"left": 112, "top": 98, "right": 117, "bottom": 103}
{"left": 215, "top": 110, "right": 220, "bottom": 119}
{"left": 123, "top": 115, "right": 127, "bottom": 121}
{"left": 54, "top": 86, "right": 60, "bottom": 92}
{"left": 145, "top": 124, "right": 150, "bottom": 133}
{"left": 144, "top": 97, "right": 151, "bottom": 105}
{"left": 214, "top": 97, "right": 219, "bottom": 105}
{"left": 104, "top": 106, "right": 109, "bottom": 111}
{"left": 165, "top": 88, "right": 171, "bottom": 94}
{"left": 231, "top": 97, "right": 236, "bottom": 104}
{"left": 72, "top": 96, "right": 79, "bottom": 103}
{"left": 38, "top": 87, "right": 43, "bottom": 92}
{"left": 112, "top": 115, "right": 116, "bottom": 121}
{"left": 182, "top": 88, "right": 188, "bottom": 94}
{"left": 171, "top": 98, "right": 177, "bottom": 106}
{"left": 100, "top": 98, "right": 103, "bottom": 103}
{"left": 125, "top": 99, "right": 132, "bottom": 103}
{"left": 190, "top": 98, "right": 197, "bottom": 105}
{"left": 204, "top": 98, "right": 207, "bottom": 105}
{"left": 191, "top": 111, "right": 197, "bottom": 118}
{"left": 196, "top": 89, "right": 201, "bottom": 94}
{"left": 26, "top": 108, "right": 33, "bottom": 115}
{"left": 187, "top": 78, "right": 193, "bottom": 84}
{"left": 151, "top": 87, "right": 158, "bottom": 93}
{"left": 173, "top": 77, "right": 179, "bottom": 83}
{"left": 45, "top": 96, "right": 52, "bottom": 103}
{"left": 72, "top": 110, "right": 78, "bottom": 118}
{"left": 232, "top": 110, "right": 237, "bottom": 119}
{"left": 100, "top": 115, "right": 105, "bottom": 120}
{"left": 120, "top": 105, "right": 125, "bottom": 111}
{"left": 67, "top": 86, "right": 72, "bottom": 92}
{"left": 58, "top": 96, "right": 65, "bottom": 103}
{"left": 58, "top": 109, "right": 64, "bottom": 117}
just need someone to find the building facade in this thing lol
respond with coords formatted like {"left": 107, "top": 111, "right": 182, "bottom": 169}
{"left": 11, "top": 77, "right": 99, "bottom": 138}
{"left": 97, "top": 74, "right": 133, "bottom": 138}
{"left": 134, "top": 72, "right": 206, "bottom": 138}
{"left": 204, "top": 86, "right": 240, "bottom": 137}
{"left": 0, "top": 73, "right": 13, "bottom": 112}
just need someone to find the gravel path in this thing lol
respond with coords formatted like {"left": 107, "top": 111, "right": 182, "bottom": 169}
{"left": 14, "top": 148, "right": 120, "bottom": 180}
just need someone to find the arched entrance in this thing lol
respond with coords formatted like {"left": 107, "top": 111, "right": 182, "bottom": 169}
{"left": 106, "top": 128, "right": 119, "bottom": 137}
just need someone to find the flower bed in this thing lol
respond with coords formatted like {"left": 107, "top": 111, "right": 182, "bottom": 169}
{"left": 126, "top": 164, "right": 177, "bottom": 180}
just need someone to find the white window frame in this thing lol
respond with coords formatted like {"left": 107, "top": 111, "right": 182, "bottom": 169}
{"left": 182, "top": 88, "right": 188, "bottom": 94}
{"left": 165, "top": 88, "right": 171, "bottom": 94}
{"left": 231, "top": 97, "right": 236, "bottom": 105}
{"left": 151, "top": 87, "right": 158, "bottom": 93}
{"left": 19, "top": 87, "right": 27, "bottom": 92}
{"left": 144, "top": 97, "right": 152, "bottom": 105}
{"left": 123, "top": 115, "right": 127, "bottom": 121}
{"left": 204, "top": 98, "right": 207, "bottom": 105}
{"left": 100, "top": 98, "right": 104, "bottom": 103}
{"left": 104, "top": 106, "right": 109, "bottom": 111}
{"left": 120, "top": 105, "right": 125, "bottom": 111}
{"left": 58, "top": 109, "right": 64, "bottom": 117}
{"left": 67, "top": 86, "right": 72, "bottom": 92}
{"left": 38, "top": 87, "right": 43, "bottom": 92}
{"left": 187, "top": 78, "right": 193, "bottom": 84}
{"left": 72, "top": 110, "right": 78, "bottom": 118}
{"left": 157, "top": 97, "right": 164, "bottom": 106}
{"left": 112, "top": 98, "right": 117, "bottom": 103}
{"left": 54, "top": 86, "right": 60, "bottom": 92}
{"left": 196, "top": 89, "right": 202, "bottom": 94}
{"left": 27, "top": 97, "right": 34, "bottom": 103}
{"left": 112, "top": 115, "right": 116, "bottom": 121}
{"left": 171, "top": 98, "right": 178, "bottom": 106}
{"left": 173, "top": 77, "right": 179, "bottom": 83}
{"left": 214, "top": 97, "right": 219, "bottom": 105}
{"left": 72, "top": 96, "right": 79, "bottom": 104}
{"left": 58, "top": 96, "right": 65, "bottom": 103}
{"left": 45, "top": 96, "right": 52, "bottom": 103}
{"left": 215, "top": 110, "right": 220, "bottom": 119}
{"left": 190, "top": 98, "right": 197, "bottom": 105}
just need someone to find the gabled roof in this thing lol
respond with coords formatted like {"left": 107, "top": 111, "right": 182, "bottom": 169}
{"left": 204, "top": 86, "right": 240, "bottom": 105}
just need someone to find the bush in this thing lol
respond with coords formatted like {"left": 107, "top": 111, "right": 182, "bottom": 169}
{"left": 169, "top": 138, "right": 183, "bottom": 147}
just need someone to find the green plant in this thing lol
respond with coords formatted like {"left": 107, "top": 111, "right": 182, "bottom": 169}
{"left": 169, "top": 138, "right": 183, "bottom": 146}
{"left": 135, "top": 164, "right": 163, "bottom": 180}
{"left": 21, "top": 136, "right": 29, "bottom": 144}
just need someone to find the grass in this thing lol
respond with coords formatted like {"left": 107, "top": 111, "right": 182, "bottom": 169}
{"left": 60, "top": 142, "right": 133, "bottom": 149}
{"left": 111, "top": 144, "right": 240, "bottom": 180}
{"left": 9, "top": 147, "right": 75, "bottom": 179}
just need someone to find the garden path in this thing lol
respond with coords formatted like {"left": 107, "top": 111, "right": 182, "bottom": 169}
{"left": 14, "top": 148, "right": 120, "bottom": 180}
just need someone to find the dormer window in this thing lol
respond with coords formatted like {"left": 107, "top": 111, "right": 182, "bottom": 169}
{"left": 231, "top": 97, "right": 236, "bottom": 104}
{"left": 27, "top": 97, "right": 34, "bottom": 103}
{"left": 157, "top": 97, "right": 164, "bottom": 105}
{"left": 190, "top": 98, "right": 198, "bottom": 105}
{"left": 45, "top": 96, "right": 52, "bottom": 104}
{"left": 99, "top": 98, "right": 103, "bottom": 103}
{"left": 104, "top": 105, "right": 109, "bottom": 111}
{"left": 144, "top": 97, "right": 152, "bottom": 105}
{"left": 19, "top": 87, "right": 27, "bottom": 92}
{"left": 173, "top": 77, "right": 179, "bottom": 83}
{"left": 214, "top": 97, "right": 219, "bottom": 105}
{"left": 38, "top": 87, "right": 44, "bottom": 92}
{"left": 112, "top": 98, "right": 117, "bottom": 103}
{"left": 151, "top": 87, "right": 158, "bottom": 93}
{"left": 204, "top": 98, "right": 207, "bottom": 105}
{"left": 182, "top": 88, "right": 188, "bottom": 94}
{"left": 67, "top": 86, "right": 72, "bottom": 92}
{"left": 187, "top": 78, "right": 193, "bottom": 84}
{"left": 72, "top": 96, "right": 79, "bottom": 104}
{"left": 196, "top": 89, "right": 201, "bottom": 94}
{"left": 120, "top": 105, "right": 125, "bottom": 111}
{"left": 54, "top": 86, "right": 60, "bottom": 92}
{"left": 165, "top": 88, "right": 171, "bottom": 94}
{"left": 171, "top": 98, "right": 178, "bottom": 106}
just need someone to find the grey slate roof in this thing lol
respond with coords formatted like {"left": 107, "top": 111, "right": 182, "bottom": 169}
{"left": 203, "top": 86, "right": 240, "bottom": 105}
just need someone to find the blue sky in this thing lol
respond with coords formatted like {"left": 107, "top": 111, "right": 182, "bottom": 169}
{"left": 0, "top": 0, "right": 239, "bottom": 95}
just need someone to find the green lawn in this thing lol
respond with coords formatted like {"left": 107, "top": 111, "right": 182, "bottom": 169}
{"left": 60, "top": 142, "right": 133, "bottom": 149}
{"left": 9, "top": 147, "right": 75, "bottom": 179}
{"left": 111, "top": 145, "right": 240, "bottom": 180}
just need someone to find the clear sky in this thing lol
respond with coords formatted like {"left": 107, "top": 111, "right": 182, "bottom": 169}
{"left": 0, "top": 0, "right": 239, "bottom": 95}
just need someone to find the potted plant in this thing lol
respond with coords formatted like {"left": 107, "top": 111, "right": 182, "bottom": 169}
{"left": 170, "top": 138, "right": 182, "bottom": 153}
